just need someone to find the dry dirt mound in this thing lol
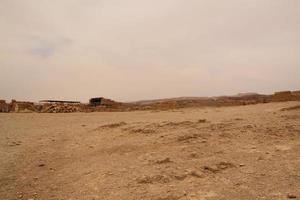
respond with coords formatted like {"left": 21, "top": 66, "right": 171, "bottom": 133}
{"left": 281, "top": 105, "right": 300, "bottom": 111}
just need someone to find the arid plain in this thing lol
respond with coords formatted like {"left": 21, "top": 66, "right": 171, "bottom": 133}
{"left": 1, "top": 101, "right": 300, "bottom": 200}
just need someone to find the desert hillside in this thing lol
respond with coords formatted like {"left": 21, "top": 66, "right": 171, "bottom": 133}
{"left": 0, "top": 101, "right": 299, "bottom": 200}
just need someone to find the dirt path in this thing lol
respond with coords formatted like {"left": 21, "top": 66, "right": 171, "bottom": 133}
{"left": 0, "top": 102, "right": 300, "bottom": 200}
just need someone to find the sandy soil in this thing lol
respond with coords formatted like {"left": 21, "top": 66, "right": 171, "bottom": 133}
{"left": 0, "top": 102, "right": 300, "bottom": 200}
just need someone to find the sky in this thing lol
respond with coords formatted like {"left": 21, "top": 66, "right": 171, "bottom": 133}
{"left": 0, "top": 0, "right": 299, "bottom": 102}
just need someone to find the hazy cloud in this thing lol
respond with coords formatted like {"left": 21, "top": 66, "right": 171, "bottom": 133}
{"left": 31, "top": 46, "right": 55, "bottom": 57}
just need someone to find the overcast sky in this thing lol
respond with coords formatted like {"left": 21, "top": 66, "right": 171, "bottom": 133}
{"left": 0, "top": 0, "right": 299, "bottom": 102}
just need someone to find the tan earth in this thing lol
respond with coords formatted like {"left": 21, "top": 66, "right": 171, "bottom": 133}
{"left": 0, "top": 101, "right": 300, "bottom": 200}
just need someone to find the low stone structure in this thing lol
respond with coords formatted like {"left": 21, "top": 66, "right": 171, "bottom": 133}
{"left": 89, "top": 97, "right": 119, "bottom": 107}
{"left": 40, "top": 103, "right": 81, "bottom": 113}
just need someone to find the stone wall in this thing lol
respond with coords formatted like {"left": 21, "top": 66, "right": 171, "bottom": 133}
{"left": 272, "top": 91, "right": 293, "bottom": 102}
{"left": 10, "top": 100, "right": 39, "bottom": 112}
{"left": 292, "top": 91, "right": 300, "bottom": 101}
{"left": 0, "top": 100, "right": 10, "bottom": 112}
{"left": 271, "top": 91, "right": 300, "bottom": 102}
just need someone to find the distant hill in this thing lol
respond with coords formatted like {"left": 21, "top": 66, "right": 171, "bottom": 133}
{"left": 131, "top": 97, "right": 211, "bottom": 105}
{"left": 130, "top": 93, "right": 265, "bottom": 106}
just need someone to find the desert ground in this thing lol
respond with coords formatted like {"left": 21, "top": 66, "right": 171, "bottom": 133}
{"left": 0, "top": 101, "right": 299, "bottom": 200}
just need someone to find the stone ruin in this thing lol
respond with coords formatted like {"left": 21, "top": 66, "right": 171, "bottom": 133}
{"left": 0, "top": 100, "right": 37, "bottom": 113}
{"left": 0, "top": 97, "right": 124, "bottom": 113}
{"left": 0, "top": 90, "right": 299, "bottom": 113}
